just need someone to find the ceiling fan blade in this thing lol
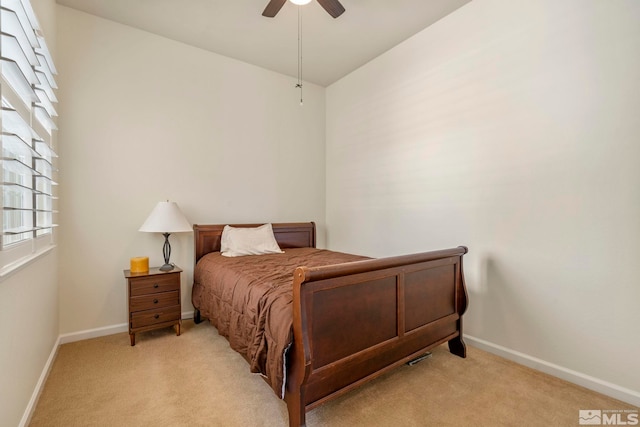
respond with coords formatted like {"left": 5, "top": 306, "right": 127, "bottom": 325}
{"left": 317, "top": 0, "right": 345, "bottom": 18}
{"left": 262, "top": 0, "right": 287, "bottom": 17}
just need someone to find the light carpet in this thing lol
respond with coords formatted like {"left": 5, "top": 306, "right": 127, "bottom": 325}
{"left": 29, "top": 320, "right": 637, "bottom": 426}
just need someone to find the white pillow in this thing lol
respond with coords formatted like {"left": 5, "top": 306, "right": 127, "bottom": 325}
{"left": 220, "top": 223, "right": 284, "bottom": 257}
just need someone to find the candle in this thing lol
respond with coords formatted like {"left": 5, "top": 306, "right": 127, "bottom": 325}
{"left": 130, "top": 256, "right": 149, "bottom": 273}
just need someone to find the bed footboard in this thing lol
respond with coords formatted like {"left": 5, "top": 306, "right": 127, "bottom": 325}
{"left": 285, "top": 246, "right": 468, "bottom": 427}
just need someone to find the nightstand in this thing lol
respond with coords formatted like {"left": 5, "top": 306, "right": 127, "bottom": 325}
{"left": 123, "top": 266, "right": 182, "bottom": 346}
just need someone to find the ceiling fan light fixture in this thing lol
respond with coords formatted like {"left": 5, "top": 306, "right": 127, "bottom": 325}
{"left": 263, "top": 0, "right": 344, "bottom": 18}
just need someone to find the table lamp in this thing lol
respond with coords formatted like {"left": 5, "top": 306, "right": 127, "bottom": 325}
{"left": 139, "top": 201, "right": 192, "bottom": 271}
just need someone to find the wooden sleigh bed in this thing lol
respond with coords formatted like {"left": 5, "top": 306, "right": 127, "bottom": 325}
{"left": 192, "top": 222, "right": 468, "bottom": 427}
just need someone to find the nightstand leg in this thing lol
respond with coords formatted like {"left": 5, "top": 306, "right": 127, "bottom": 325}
{"left": 130, "top": 333, "right": 135, "bottom": 346}
{"left": 175, "top": 321, "right": 181, "bottom": 336}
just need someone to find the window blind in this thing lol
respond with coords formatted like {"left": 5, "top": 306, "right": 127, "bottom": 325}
{"left": 0, "top": 0, "right": 57, "bottom": 260}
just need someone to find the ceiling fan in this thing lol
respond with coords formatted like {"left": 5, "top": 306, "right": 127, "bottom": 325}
{"left": 262, "top": 0, "right": 345, "bottom": 19}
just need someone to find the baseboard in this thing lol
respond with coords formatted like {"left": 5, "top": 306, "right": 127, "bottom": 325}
{"left": 19, "top": 335, "right": 60, "bottom": 427}
{"left": 465, "top": 335, "right": 640, "bottom": 407}
{"left": 59, "top": 322, "right": 129, "bottom": 344}
{"left": 58, "top": 311, "right": 195, "bottom": 345}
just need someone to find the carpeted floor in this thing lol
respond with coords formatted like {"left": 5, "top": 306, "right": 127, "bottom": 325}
{"left": 29, "top": 320, "right": 637, "bottom": 426}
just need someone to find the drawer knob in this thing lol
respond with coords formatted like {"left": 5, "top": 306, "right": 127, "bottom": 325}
{"left": 154, "top": 314, "right": 160, "bottom": 319}
{"left": 153, "top": 299, "right": 159, "bottom": 304}
{"left": 153, "top": 284, "right": 159, "bottom": 289}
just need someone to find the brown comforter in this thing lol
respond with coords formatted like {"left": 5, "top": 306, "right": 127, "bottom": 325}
{"left": 192, "top": 247, "right": 368, "bottom": 397}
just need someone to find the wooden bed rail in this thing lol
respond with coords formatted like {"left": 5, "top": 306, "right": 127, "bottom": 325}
{"left": 297, "top": 246, "right": 468, "bottom": 282}
{"left": 286, "top": 246, "right": 469, "bottom": 427}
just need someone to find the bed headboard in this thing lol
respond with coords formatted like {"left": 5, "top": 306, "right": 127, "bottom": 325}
{"left": 193, "top": 222, "right": 316, "bottom": 264}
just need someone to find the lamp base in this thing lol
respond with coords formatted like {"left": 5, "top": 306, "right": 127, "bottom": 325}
{"left": 160, "top": 233, "right": 173, "bottom": 271}
{"left": 159, "top": 263, "right": 174, "bottom": 271}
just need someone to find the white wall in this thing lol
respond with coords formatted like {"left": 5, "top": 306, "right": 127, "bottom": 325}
{"left": 56, "top": 6, "right": 326, "bottom": 334}
{"left": 326, "top": 0, "right": 640, "bottom": 402}
{"left": 0, "top": 2, "right": 59, "bottom": 426}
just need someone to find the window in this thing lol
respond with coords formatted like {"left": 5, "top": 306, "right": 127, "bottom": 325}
{"left": 0, "top": 0, "right": 57, "bottom": 272}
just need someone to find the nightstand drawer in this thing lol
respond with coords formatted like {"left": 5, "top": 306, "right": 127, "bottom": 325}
{"left": 130, "top": 290, "right": 179, "bottom": 312}
{"left": 130, "top": 274, "right": 179, "bottom": 296}
{"left": 131, "top": 305, "right": 181, "bottom": 329}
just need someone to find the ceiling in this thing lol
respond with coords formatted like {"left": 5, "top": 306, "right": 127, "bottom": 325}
{"left": 55, "top": 0, "right": 471, "bottom": 87}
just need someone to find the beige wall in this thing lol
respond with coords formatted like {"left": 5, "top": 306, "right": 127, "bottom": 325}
{"left": 56, "top": 6, "right": 326, "bottom": 334}
{"left": 0, "top": 1, "right": 59, "bottom": 425}
{"left": 0, "top": 252, "right": 58, "bottom": 427}
{"left": 326, "top": 0, "right": 640, "bottom": 402}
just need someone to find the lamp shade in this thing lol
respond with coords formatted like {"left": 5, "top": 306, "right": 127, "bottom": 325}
{"left": 139, "top": 201, "right": 192, "bottom": 233}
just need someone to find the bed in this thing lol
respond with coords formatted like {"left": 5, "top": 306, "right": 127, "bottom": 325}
{"left": 192, "top": 222, "right": 468, "bottom": 427}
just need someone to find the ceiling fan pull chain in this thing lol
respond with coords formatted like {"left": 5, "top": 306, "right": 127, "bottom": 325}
{"left": 297, "top": 6, "right": 304, "bottom": 106}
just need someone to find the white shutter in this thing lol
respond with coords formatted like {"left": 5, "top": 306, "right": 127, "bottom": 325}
{"left": 1, "top": 0, "right": 57, "bottom": 266}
